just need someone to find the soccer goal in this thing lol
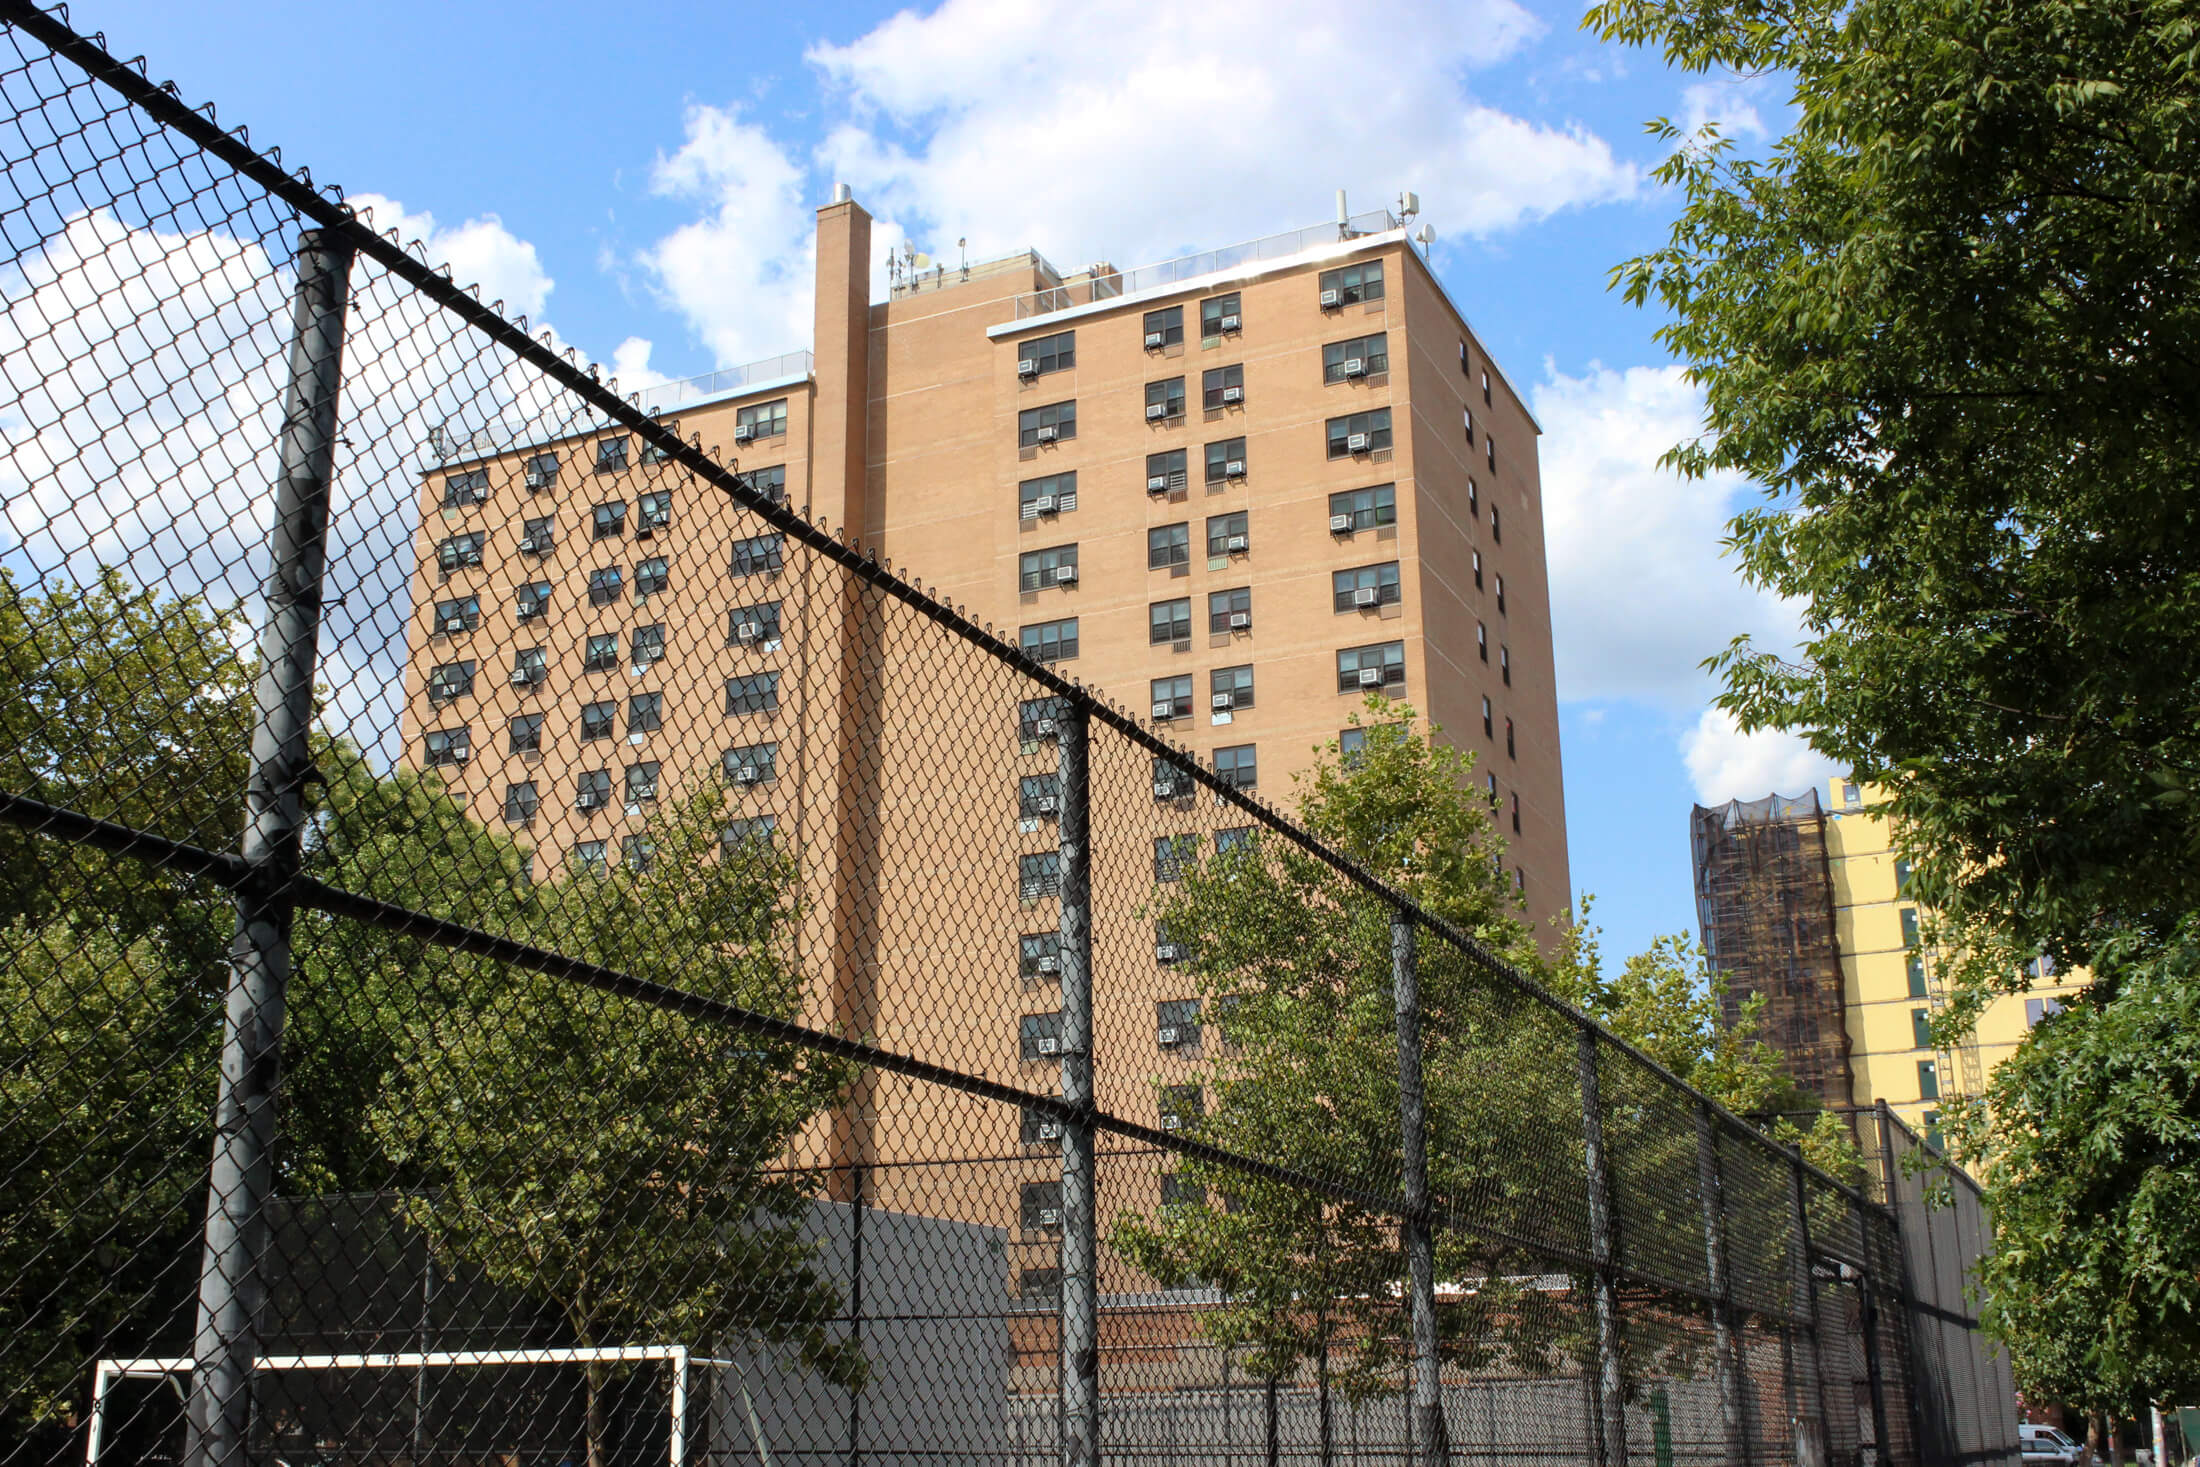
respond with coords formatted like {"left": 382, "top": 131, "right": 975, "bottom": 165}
{"left": 85, "top": 1344, "right": 771, "bottom": 1467}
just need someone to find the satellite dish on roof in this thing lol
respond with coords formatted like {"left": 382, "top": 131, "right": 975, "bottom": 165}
{"left": 911, "top": 253, "right": 932, "bottom": 270}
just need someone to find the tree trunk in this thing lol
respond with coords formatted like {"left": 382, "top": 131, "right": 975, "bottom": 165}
{"left": 1317, "top": 1305, "right": 1333, "bottom": 1467}
{"left": 586, "top": 1358, "right": 609, "bottom": 1467}
{"left": 1266, "top": 1371, "right": 1280, "bottom": 1467}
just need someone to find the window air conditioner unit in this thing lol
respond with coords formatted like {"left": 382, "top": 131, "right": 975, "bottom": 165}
{"left": 1036, "top": 426, "right": 1058, "bottom": 443}
{"left": 1033, "top": 717, "right": 1058, "bottom": 737}
{"left": 1054, "top": 564, "right": 1078, "bottom": 584}
{"left": 1211, "top": 693, "right": 1234, "bottom": 711}
{"left": 1228, "top": 611, "right": 1250, "bottom": 629}
{"left": 1226, "top": 533, "right": 1247, "bottom": 552}
{"left": 1144, "top": 331, "right": 1165, "bottom": 348}
{"left": 733, "top": 425, "right": 756, "bottom": 444}
{"left": 511, "top": 668, "right": 535, "bottom": 685}
{"left": 1020, "top": 882, "right": 1042, "bottom": 900}
{"left": 1158, "top": 1026, "right": 1181, "bottom": 1046}
{"left": 1224, "top": 459, "right": 1246, "bottom": 478}
{"left": 1151, "top": 701, "right": 1177, "bottom": 720}
{"left": 734, "top": 622, "right": 760, "bottom": 643}
{"left": 1221, "top": 385, "right": 1243, "bottom": 404}
{"left": 1036, "top": 954, "right": 1060, "bottom": 975}
{"left": 437, "top": 619, "right": 464, "bottom": 635}
{"left": 1347, "top": 432, "right": 1371, "bottom": 453}
{"left": 1017, "top": 358, "right": 1039, "bottom": 378}
{"left": 576, "top": 795, "right": 604, "bottom": 811}
{"left": 734, "top": 766, "right": 762, "bottom": 784}
{"left": 1038, "top": 1207, "right": 1061, "bottom": 1226}
{"left": 1330, "top": 513, "right": 1353, "bottom": 533}
{"left": 1157, "top": 942, "right": 1186, "bottom": 963}
{"left": 1034, "top": 494, "right": 1058, "bottom": 514}
{"left": 1161, "top": 1115, "right": 1181, "bottom": 1131}
{"left": 1154, "top": 780, "right": 1181, "bottom": 799}
{"left": 1354, "top": 587, "right": 1379, "bottom": 607}
{"left": 1320, "top": 288, "right": 1341, "bottom": 308}
{"left": 1038, "top": 1036, "right": 1060, "bottom": 1055}
{"left": 1220, "top": 314, "right": 1240, "bottom": 331}
{"left": 1147, "top": 475, "right": 1170, "bottom": 495}
{"left": 624, "top": 801, "right": 643, "bottom": 816}
{"left": 518, "top": 537, "right": 539, "bottom": 553}
{"left": 1358, "top": 667, "right": 1384, "bottom": 687}
{"left": 1343, "top": 357, "right": 1367, "bottom": 378}
{"left": 448, "top": 749, "right": 470, "bottom": 764}
{"left": 1034, "top": 794, "right": 1060, "bottom": 814}
{"left": 1038, "top": 1122, "right": 1061, "bottom": 1141}
{"left": 1146, "top": 403, "right": 1168, "bottom": 421}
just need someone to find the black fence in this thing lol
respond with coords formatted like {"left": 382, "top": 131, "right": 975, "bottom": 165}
{"left": 0, "top": 8, "right": 2016, "bottom": 1467}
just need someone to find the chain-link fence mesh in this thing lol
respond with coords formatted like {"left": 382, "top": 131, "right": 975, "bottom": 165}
{"left": 0, "top": 9, "right": 2017, "bottom": 1467}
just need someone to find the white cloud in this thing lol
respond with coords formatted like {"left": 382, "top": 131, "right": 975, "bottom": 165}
{"left": 1679, "top": 78, "right": 1770, "bottom": 142}
{"left": 349, "top": 193, "right": 554, "bottom": 322}
{"left": 1682, "top": 707, "right": 1841, "bottom": 805}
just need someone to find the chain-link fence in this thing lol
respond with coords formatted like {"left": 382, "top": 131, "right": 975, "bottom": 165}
{"left": 0, "top": 8, "right": 2017, "bottom": 1467}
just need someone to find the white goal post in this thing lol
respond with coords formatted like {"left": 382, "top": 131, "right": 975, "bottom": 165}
{"left": 85, "top": 1344, "right": 762, "bottom": 1467}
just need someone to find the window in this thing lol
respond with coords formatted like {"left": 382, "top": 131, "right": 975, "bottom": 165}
{"left": 1160, "top": 1084, "right": 1203, "bottom": 1131}
{"left": 1151, "top": 674, "right": 1194, "bottom": 721}
{"left": 587, "top": 567, "right": 623, "bottom": 607}
{"left": 435, "top": 532, "right": 485, "bottom": 573}
{"left": 634, "top": 556, "right": 670, "bottom": 596}
{"left": 1912, "top": 1009, "right": 1934, "bottom": 1049}
{"left": 1202, "top": 363, "right": 1244, "bottom": 409}
{"left": 1154, "top": 835, "right": 1198, "bottom": 883}
{"left": 1482, "top": 696, "right": 1494, "bottom": 737}
{"left": 1842, "top": 780, "right": 1863, "bottom": 810}
{"left": 1917, "top": 1060, "right": 1940, "bottom": 1102}
{"left": 640, "top": 429, "right": 677, "bottom": 467}
{"left": 426, "top": 660, "right": 476, "bottom": 704}
{"left": 727, "top": 601, "right": 783, "bottom": 646}
{"left": 1337, "top": 641, "right": 1406, "bottom": 693}
{"left": 515, "top": 582, "right": 551, "bottom": 623}
{"left": 1463, "top": 407, "right": 1475, "bottom": 444}
{"left": 1145, "top": 377, "right": 1186, "bottom": 420}
{"left": 1020, "top": 470, "right": 1078, "bottom": 518}
{"left": 637, "top": 490, "right": 673, "bottom": 532}
{"left": 423, "top": 727, "right": 470, "bottom": 766}
{"left": 1019, "top": 772, "right": 1063, "bottom": 819}
{"left": 1333, "top": 561, "right": 1401, "bottom": 612}
{"left": 574, "top": 768, "right": 612, "bottom": 811}
{"left": 736, "top": 399, "right": 789, "bottom": 440}
{"left": 1204, "top": 437, "right": 1247, "bottom": 483}
{"left": 620, "top": 835, "right": 656, "bottom": 874}
{"left": 1208, "top": 585, "right": 1252, "bottom": 634}
{"left": 1318, "top": 260, "right": 1384, "bottom": 305}
{"left": 1019, "top": 543, "right": 1079, "bottom": 592}
{"left": 592, "top": 501, "right": 627, "bottom": 540}
{"left": 1020, "top": 1178, "right": 1063, "bottom": 1230}
{"left": 1327, "top": 408, "right": 1393, "bottom": 457}
{"left": 622, "top": 763, "right": 660, "bottom": 809}
{"left": 1506, "top": 717, "right": 1516, "bottom": 759}
{"left": 1200, "top": 293, "right": 1240, "bottom": 336}
{"left": 442, "top": 468, "right": 488, "bottom": 508}
{"left": 1500, "top": 646, "right": 1512, "bottom": 686}
{"left": 1207, "top": 511, "right": 1249, "bottom": 556}
{"left": 2025, "top": 997, "right": 2064, "bottom": 1028}
{"left": 1020, "top": 617, "right": 1079, "bottom": 664}
{"left": 1149, "top": 598, "right": 1191, "bottom": 646}
{"left": 1019, "top": 930, "right": 1063, "bottom": 980}
{"left": 726, "top": 672, "right": 781, "bottom": 715}
{"left": 1145, "top": 448, "right": 1189, "bottom": 495}
{"left": 580, "top": 700, "right": 616, "bottom": 741}
{"left": 1511, "top": 792, "right": 1521, "bottom": 834}
{"left": 1019, "top": 696, "right": 1068, "bottom": 742}
{"left": 1468, "top": 479, "right": 1479, "bottom": 517}
{"left": 1018, "top": 400, "right": 1077, "bottom": 447}
{"left": 1491, "top": 504, "right": 1502, "bottom": 544}
{"left": 1485, "top": 772, "right": 1499, "bottom": 804}
{"left": 571, "top": 840, "right": 608, "bottom": 876}
{"left": 1157, "top": 998, "right": 1201, "bottom": 1049}
{"left": 2023, "top": 953, "right": 2059, "bottom": 979}
{"left": 584, "top": 633, "right": 619, "bottom": 672}
{"left": 723, "top": 741, "right": 779, "bottom": 784}
{"left": 1017, "top": 330, "right": 1075, "bottom": 377}
{"left": 1215, "top": 827, "right": 1254, "bottom": 856}
{"left": 1495, "top": 573, "right": 1507, "bottom": 615}
{"left": 1019, "top": 1104, "right": 1063, "bottom": 1148}
{"left": 1019, "top": 1267, "right": 1064, "bottom": 1301}
{"left": 1329, "top": 484, "right": 1396, "bottom": 532}
{"left": 1478, "top": 623, "right": 1489, "bottom": 662}
{"left": 512, "top": 646, "right": 548, "bottom": 685}
{"left": 1900, "top": 907, "right": 1921, "bottom": 948}
{"left": 519, "top": 514, "right": 554, "bottom": 555}
{"left": 630, "top": 624, "right": 666, "bottom": 667}
{"left": 1152, "top": 756, "right": 1195, "bottom": 802}
{"left": 731, "top": 533, "right": 785, "bottom": 577}
{"left": 507, "top": 713, "right": 544, "bottom": 754}
{"left": 594, "top": 437, "right": 629, "bottom": 473}
{"left": 1214, "top": 744, "right": 1257, "bottom": 790}
{"left": 1143, "top": 305, "right": 1184, "bottom": 348}
{"left": 503, "top": 780, "right": 538, "bottom": 825}
{"left": 1148, "top": 522, "right": 1191, "bottom": 570}
{"left": 1907, "top": 956, "right": 1929, "bottom": 998}
{"left": 1212, "top": 664, "right": 1255, "bottom": 711}
{"left": 432, "top": 595, "right": 480, "bottom": 634}
{"left": 1340, "top": 723, "right": 1401, "bottom": 768}
{"left": 523, "top": 452, "right": 559, "bottom": 491}
{"left": 1487, "top": 437, "right": 1496, "bottom": 472}
{"left": 721, "top": 815, "right": 778, "bottom": 851}
{"left": 1472, "top": 550, "right": 1484, "bottom": 590}
{"left": 1019, "top": 852, "right": 1062, "bottom": 902}
{"left": 1161, "top": 1174, "right": 1204, "bottom": 1211}
{"left": 1322, "top": 333, "right": 1389, "bottom": 382}
{"left": 1922, "top": 1109, "right": 1943, "bottom": 1151}
{"left": 1893, "top": 858, "right": 1913, "bottom": 894}
{"left": 627, "top": 692, "right": 663, "bottom": 735}
{"left": 737, "top": 465, "right": 786, "bottom": 505}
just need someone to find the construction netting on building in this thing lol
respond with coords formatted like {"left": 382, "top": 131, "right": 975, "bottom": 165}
{"left": 0, "top": 8, "right": 2015, "bottom": 1467}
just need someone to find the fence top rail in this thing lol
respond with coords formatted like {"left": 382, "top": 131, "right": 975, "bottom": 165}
{"left": 1, "top": 0, "right": 1887, "bottom": 1221}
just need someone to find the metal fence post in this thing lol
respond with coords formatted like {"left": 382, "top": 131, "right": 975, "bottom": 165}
{"left": 1389, "top": 912, "right": 1449, "bottom": 1466}
{"left": 182, "top": 227, "right": 355, "bottom": 1467}
{"left": 1695, "top": 1103, "right": 1748, "bottom": 1467}
{"left": 1577, "top": 1025, "right": 1629, "bottom": 1467}
{"left": 1877, "top": 1100, "right": 1930, "bottom": 1467}
{"left": 1057, "top": 702, "right": 1099, "bottom": 1467}
{"left": 1789, "top": 1150, "right": 1834, "bottom": 1467}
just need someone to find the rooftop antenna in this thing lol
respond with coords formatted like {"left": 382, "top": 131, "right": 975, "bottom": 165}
{"left": 1415, "top": 223, "right": 1435, "bottom": 258}
{"left": 1397, "top": 190, "right": 1422, "bottom": 225}
{"left": 1336, "top": 188, "right": 1350, "bottom": 239}
{"left": 959, "top": 237, "right": 969, "bottom": 281}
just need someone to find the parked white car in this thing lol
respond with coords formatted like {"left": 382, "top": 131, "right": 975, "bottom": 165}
{"left": 2021, "top": 1424, "right": 2081, "bottom": 1467}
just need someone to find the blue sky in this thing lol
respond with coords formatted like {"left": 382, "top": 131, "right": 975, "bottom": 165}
{"left": 67, "top": 0, "right": 1837, "bottom": 962}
